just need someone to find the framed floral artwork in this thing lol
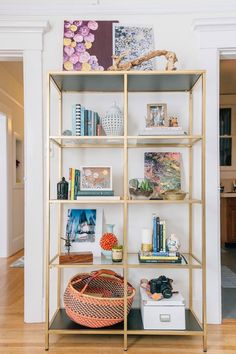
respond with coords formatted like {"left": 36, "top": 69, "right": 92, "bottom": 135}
{"left": 63, "top": 20, "right": 118, "bottom": 71}
{"left": 80, "top": 166, "right": 112, "bottom": 191}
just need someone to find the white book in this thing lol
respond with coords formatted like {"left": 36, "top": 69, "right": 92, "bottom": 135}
{"left": 76, "top": 196, "right": 121, "bottom": 201}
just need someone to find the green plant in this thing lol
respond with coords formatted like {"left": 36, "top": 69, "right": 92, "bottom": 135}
{"left": 139, "top": 179, "right": 153, "bottom": 192}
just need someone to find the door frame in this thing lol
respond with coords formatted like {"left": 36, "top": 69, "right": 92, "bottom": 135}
{"left": 193, "top": 17, "right": 236, "bottom": 324}
{"left": 0, "top": 20, "right": 49, "bottom": 322}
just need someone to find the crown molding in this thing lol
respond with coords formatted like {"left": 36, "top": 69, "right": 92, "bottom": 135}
{"left": 0, "top": 20, "right": 50, "bottom": 33}
{"left": 192, "top": 17, "right": 236, "bottom": 32}
{"left": 1, "top": 1, "right": 236, "bottom": 16}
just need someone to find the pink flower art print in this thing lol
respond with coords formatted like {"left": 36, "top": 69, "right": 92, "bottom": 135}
{"left": 63, "top": 20, "right": 118, "bottom": 71}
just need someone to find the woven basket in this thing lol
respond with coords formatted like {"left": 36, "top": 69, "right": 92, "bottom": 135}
{"left": 64, "top": 269, "right": 136, "bottom": 328}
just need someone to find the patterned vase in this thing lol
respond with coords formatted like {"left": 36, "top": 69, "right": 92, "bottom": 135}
{"left": 102, "top": 102, "right": 123, "bottom": 136}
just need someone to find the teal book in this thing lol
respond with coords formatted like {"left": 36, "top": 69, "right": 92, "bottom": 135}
{"left": 77, "top": 190, "right": 114, "bottom": 197}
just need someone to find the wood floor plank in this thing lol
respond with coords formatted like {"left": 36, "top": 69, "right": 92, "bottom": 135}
{"left": 0, "top": 251, "right": 236, "bottom": 353}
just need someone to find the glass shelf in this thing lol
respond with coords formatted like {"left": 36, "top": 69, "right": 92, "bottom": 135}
{"left": 49, "top": 136, "right": 124, "bottom": 148}
{"left": 49, "top": 255, "right": 123, "bottom": 268}
{"left": 49, "top": 253, "right": 201, "bottom": 269}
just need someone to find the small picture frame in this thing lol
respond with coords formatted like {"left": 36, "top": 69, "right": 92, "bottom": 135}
{"left": 146, "top": 103, "right": 168, "bottom": 128}
{"left": 80, "top": 166, "right": 112, "bottom": 191}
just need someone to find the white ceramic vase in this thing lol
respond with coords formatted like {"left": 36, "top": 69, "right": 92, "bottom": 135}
{"left": 102, "top": 102, "right": 123, "bottom": 136}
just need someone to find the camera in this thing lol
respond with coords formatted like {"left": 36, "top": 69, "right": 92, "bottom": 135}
{"left": 149, "top": 275, "right": 173, "bottom": 299}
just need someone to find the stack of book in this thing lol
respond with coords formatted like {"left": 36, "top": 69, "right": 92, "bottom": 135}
{"left": 152, "top": 213, "right": 166, "bottom": 252}
{"left": 138, "top": 213, "right": 183, "bottom": 264}
{"left": 72, "top": 103, "right": 102, "bottom": 136}
{"left": 139, "top": 127, "right": 186, "bottom": 136}
{"left": 138, "top": 250, "right": 182, "bottom": 263}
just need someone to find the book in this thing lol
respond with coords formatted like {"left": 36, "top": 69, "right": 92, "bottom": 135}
{"left": 68, "top": 167, "right": 72, "bottom": 199}
{"left": 75, "top": 104, "right": 81, "bottom": 136}
{"left": 152, "top": 214, "right": 157, "bottom": 252}
{"left": 70, "top": 168, "right": 75, "bottom": 200}
{"left": 81, "top": 106, "right": 85, "bottom": 136}
{"left": 76, "top": 196, "right": 121, "bottom": 201}
{"left": 76, "top": 190, "right": 114, "bottom": 196}
{"left": 156, "top": 216, "right": 160, "bottom": 252}
{"left": 138, "top": 251, "right": 182, "bottom": 263}
{"left": 139, "top": 128, "right": 186, "bottom": 136}
{"left": 74, "top": 169, "right": 80, "bottom": 198}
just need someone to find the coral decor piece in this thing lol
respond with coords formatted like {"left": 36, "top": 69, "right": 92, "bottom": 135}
{"left": 108, "top": 50, "right": 178, "bottom": 71}
{"left": 100, "top": 224, "right": 118, "bottom": 258}
{"left": 63, "top": 20, "right": 118, "bottom": 71}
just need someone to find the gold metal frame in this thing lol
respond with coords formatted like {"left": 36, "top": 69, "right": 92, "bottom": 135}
{"left": 45, "top": 70, "right": 207, "bottom": 352}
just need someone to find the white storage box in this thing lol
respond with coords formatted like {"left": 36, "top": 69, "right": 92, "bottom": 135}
{"left": 140, "top": 287, "right": 186, "bottom": 330}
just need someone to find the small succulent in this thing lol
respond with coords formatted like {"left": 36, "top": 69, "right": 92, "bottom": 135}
{"left": 139, "top": 179, "right": 153, "bottom": 192}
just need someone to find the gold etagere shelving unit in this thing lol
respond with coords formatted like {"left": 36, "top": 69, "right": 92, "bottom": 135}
{"left": 45, "top": 70, "right": 206, "bottom": 351}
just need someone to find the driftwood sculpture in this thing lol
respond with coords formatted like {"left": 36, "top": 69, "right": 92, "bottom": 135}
{"left": 108, "top": 50, "right": 178, "bottom": 71}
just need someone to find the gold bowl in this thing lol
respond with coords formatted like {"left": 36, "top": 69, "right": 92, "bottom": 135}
{"left": 161, "top": 190, "right": 187, "bottom": 201}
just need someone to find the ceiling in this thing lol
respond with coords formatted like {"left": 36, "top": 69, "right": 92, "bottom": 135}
{"left": 220, "top": 60, "right": 236, "bottom": 95}
{"left": 0, "top": 61, "right": 23, "bottom": 85}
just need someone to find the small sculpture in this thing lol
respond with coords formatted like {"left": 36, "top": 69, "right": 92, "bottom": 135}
{"left": 61, "top": 233, "right": 72, "bottom": 254}
{"left": 108, "top": 50, "right": 178, "bottom": 71}
{"left": 167, "top": 234, "right": 180, "bottom": 252}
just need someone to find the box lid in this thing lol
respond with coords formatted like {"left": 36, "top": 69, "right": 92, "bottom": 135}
{"left": 140, "top": 286, "right": 185, "bottom": 306}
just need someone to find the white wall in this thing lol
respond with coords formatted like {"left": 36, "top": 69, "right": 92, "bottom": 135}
{"left": 0, "top": 62, "right": 24, "bottom": 256}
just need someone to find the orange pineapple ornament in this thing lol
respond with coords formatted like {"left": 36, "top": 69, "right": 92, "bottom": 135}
{"left": 100, "top": 224, "right": 118, "bottom": 258}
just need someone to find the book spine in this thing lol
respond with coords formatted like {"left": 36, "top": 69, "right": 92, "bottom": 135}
{"left": 87, "top": 110, "right": 92, "bottom": 136}
{"left": 74, "top": 169, "right": 80, "bottom": 198}
{"left": 71, "top": 168, "right": 75, "bottom": 200}
{"left": 162, "top": 220, "right": 166, "bottom": 252}
{"left": 156, "top": 216, "right": 160, "bottom": 252}
{"left": 68, "top": 168, "right": 72, "bottom": 199}
{"left": 159, "top": 221, "right": 163, "bottom": 251}
{"left": 80, "top": 106, "right": 84, "bottom": 136}
{"left": 84, "top": 110, "right": 89, "bottom": 136}
{"left": 97, "top": 123, "right": 102, "bottom": 136}
{"left": 72, "top": 105, "right": 76, "bottom": 136}
{"left": 76, "top": 190, "right": 114, "bottom": 196}
{"left": 152, "top": 214, "right": 157, "bottom": 252}
{"left": 75, "top": 104, "right": 81, "bottom": 136}
{"left": 151, "top": 251, "right": 176, "bottom": 256}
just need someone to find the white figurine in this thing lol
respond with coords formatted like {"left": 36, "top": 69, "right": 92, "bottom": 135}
{"left": 167, "top": 233, "right": 180, "bottom": 252}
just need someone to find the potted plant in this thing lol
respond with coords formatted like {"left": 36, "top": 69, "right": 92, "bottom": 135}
{"left": 129, "top": 178, "right": 154, "bottom": 200}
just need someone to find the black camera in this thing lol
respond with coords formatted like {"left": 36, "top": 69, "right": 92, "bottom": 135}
{"left": 149, "top": 275, "right": 173, "bottom": 299}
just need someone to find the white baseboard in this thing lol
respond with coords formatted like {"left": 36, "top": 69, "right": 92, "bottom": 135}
{"left": 11, "top": 234, "right": 24, "bottom": 255}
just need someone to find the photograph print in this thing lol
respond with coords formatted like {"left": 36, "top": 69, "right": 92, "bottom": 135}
{"left": 113, "top": 24, "right": 155, "bottom": 71}
{"left": 146, "top": 103, "right": 167, "bottom": 128}
{"left": 66, "top": 208, "right": 103, "bottom": 256}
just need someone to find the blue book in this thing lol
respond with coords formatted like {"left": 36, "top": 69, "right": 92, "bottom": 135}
{"left": 156, "top": 216, "right": 160, "bottom": 252}
{"left": 87, "top": 110, "right": 92, "bottom": 136}
{"left": 152, "top": 214, "right": 157, "bottom": 252}
{"left": 80, "top": 106, "right": 85, "bottom": 136}
{"left": 84, "top": 110, "right": 89, "bottom": 136}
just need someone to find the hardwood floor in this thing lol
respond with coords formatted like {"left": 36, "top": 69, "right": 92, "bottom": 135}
{"left": 1, "top": 251, "right": 236, "bottom": 354}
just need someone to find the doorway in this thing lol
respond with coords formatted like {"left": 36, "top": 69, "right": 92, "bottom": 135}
{"left": 0, "top": 61, "right": 24, "bottom": 258}
{"left": 220, "top": 58, "right": 236, "bottom": 319}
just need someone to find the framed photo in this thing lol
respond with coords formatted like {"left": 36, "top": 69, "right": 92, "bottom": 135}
{"left": 146, "top": 103, "right": 168, "bottom": 128}
{"left": 66, "top": 208, "right": 103, "bottom": 256}
{"left": 80, "top": 166, "right": 112, "bottom": 191}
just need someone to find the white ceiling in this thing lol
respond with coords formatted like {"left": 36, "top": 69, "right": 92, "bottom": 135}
{"left": 220, "top": 60, "right": 236, "bottom": 95}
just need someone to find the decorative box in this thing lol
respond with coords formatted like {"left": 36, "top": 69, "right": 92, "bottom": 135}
{"left": 140, "top": 287, "right": 186, "bottom": 330}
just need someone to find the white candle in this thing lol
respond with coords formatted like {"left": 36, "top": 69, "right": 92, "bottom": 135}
{"left": 142, "top": 228, "right": 152, "bottom": 244}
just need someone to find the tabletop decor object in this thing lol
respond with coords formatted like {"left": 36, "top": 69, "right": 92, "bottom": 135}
{"left": 102, "top": 101, "right": 123, "bottom": 136}
{"left": 100, "top": 224, "right": 118, "bottom": 258}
